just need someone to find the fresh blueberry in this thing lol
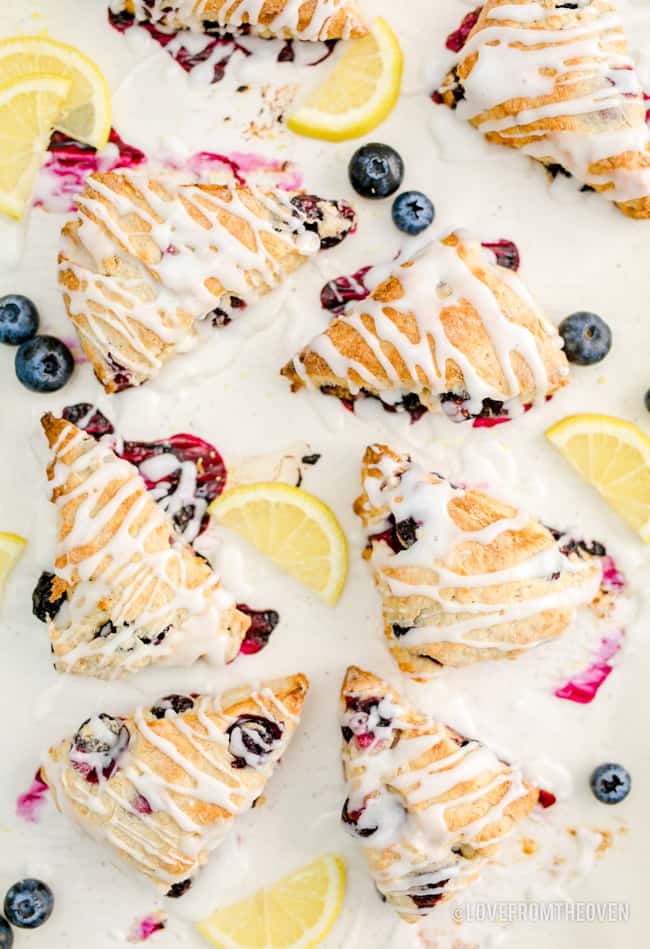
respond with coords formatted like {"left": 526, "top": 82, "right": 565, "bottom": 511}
{"left": 15, "top": 335, "right": 74, "bottom": 393}
{"left": 0, "top": 295, "right": 39, "bottom": 345}
{"left": 0, "top": 917, "right": 12, "bottom": 949}
{"left": 590, "top": 763, "right": 631, "bottom": 804}
{"left": 558, "top": 311, "right": 612, "bottom": 366}
{"left": 645, "top": 389, "right": 650, "bottom": 413}
{"left": 348, "top": 143, "right": 404, "bottom": 199}
{"left": 391, "top": 191, "right": 434, "bottom": 235}
{"left": 4, "top": 879, "right": 53, "bottom": 929}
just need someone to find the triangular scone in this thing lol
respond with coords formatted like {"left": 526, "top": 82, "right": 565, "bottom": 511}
{"left": 282, "top": 233, "right": 570, "bottom": 424}
{"left": 121, "top": 0, "right": 367, "bottom": 40}
{"left": 435, "top": 0, "right": 650, "bottom": 219}
{"left": 43, "top": 675, "right": 308, "bottom": 895}
{"left": 41, "top": 413, "right": 249, "bottom": 678}
{"left": 354, "top": 445, "right": 602, "bottom": 679}
{"left": 59, "top": 169, "right": 356, "bottom": 392}
{"left": 340, "top": 666, "right": 539, "bottom": 921}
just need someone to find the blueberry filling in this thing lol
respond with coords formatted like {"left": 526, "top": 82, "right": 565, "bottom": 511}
{"left": 237, "top": 605, "right": 280, "bottom": 655}
{"left": 93, "top": 620, "right": 117, "bottom": 639}
{"left": 71, "top": 715, "right": 130, "bottom": 783}
{"left": 445, "top": 7, "right": 482, "bottom": 52}
{"left": 62, "top": 402, "right": 114, "bottom": 437}
{"left": 410, "top": 880, "right": 449, "bottom": 909}
{"left": 227, "top": 715, "right": 284, "bottom": 769}
{"left": 481, "top": 239, "right": 520, "bottom": 272}
{"left": 391, "top": 623, "right": 413, "bottom": 638}
{"left": 341, "top": 725, "right": 354, "bottom": 743}
{"left": 150, "top": 695, "right": 195, "bottom": 719}
{"left": 433, "top": 66, "right": 465, "bottom": 108}
{"left": 290, "top": 195, "right": 356, "bottom": 249}
{"left": 139, "top": 626, "right": 169, "bottom": 646}
{"left": 105, "top": 353, "right": 133, "bottom": 391}
{"left": 341, "top": 798, "right": 378, "bottom": 837}
{"left": 440, "top": 391, "right": 506, "bottom": 422}
{"left": 369, "top": 515, "right": 420, "bottom": 554}
{"left": 166, "top": 880, "right": 192, "bottom": 899}
{"left": 301, "top": 453, "right": 321, "bottom": 465}
{"left": 32, "top": 571, "right": 67, "bottom": 622}
{"left": 320, "top": 265, "right": 372, "bottom": 313}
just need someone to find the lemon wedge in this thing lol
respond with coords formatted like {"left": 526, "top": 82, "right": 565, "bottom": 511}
{"left": 0, "top": 73, "right": 71, "bottom": 218}
{"left": 287, "top": 17, "right": 403, "bottom": 141}
{"left": 546, "top": 413, "right": 650, "bottom": 541}
{"left": 0, "top": 532, "right": 26, "bottom": 604}
{"left": 0, "top": 36, "right": 111, "bottom": 148}
{"left": 197, "top": 854, "right": 346, "bottom": 949}
{"left": 209, "top": 483, "right": 348, "bottom": 604}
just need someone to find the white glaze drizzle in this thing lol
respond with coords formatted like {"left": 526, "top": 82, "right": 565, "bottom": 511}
{"left": 290, "top": 235, "right": 563, "bottom": 417}
{"left": 450, "top": 0, "right": 650, "bottom": 203}
{"left": 60, "top": 167, "right": 326, "bottom": 384}
{"left": 46, "top": 421, "right": 239, "bottom": 676}
{"left": 45, "top": 685, "right": 300, "bottom": 886}
{"left": 118, "top": 0, "right": 360, "bottom": 40}
{"left": 342, "top": 676, "right": 534, "bottom": 917}
{"left": 359, "top": 447, "right": 601, "bottom": 655}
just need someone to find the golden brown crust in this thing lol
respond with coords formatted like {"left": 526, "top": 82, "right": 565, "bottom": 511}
{"left": 341, "top": 667, "right": 539, "bottom": 920}
{"left": 44, "top": 674, "right": 309, "bottom": 889}
{"left": 282, "top": 232, "right": 569, "bottom": 415}
{"left": 355, "top": 445, "right": 602, "bottom": 678}
{"left": 41, "top": 413, "right": 249, "bottom": 678}
{"left": 436, "top": 0, "right": 650, "bottom": 219}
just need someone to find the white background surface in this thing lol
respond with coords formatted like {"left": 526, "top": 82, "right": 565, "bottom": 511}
{"left": 0, "top": 1, "right": 649, "bottom": 947}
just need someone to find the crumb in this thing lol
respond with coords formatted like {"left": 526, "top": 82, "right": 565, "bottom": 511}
{"left": 521, "top": 836, "right": 538, "bottom": 855}
{"left": 596, "top": 829, "right": 613, "bottom": 854}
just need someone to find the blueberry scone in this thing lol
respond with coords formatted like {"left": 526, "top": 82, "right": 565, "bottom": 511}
{"left": 39, "top": 413, "right": 249, "bottom": 678}
{"left": 340, "top": 666, "right": 540, "bottom": 920}
{"left": 354, "top": 444, "right": 602, "bottom": 678}
{"left": 116, "top": 0, "right": 368, "bottom": 39}
{"left": 43, "top": 675, "right": 308, "bottom": 894}
{"left": 59, "top": 168, "right": 356, "bottom": 391}
{"left": 435, "top": 0, "right": 650, "bottom": 219}
{"left": 282, "top": 232, "right": 570, "bottom": 425}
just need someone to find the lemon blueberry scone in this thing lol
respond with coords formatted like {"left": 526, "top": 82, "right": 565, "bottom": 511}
{"left": 117, "top": 0, "right": 368, "bottom": 40}
{"left": 340, "top": 666, "right": 539, "bottom": 920}
{"left": 43, "top": 674, "right": 309, "bottom": 895}
{"left": 282, "top": 232, "right": 570, "bottom": 425}
{"left": 435, "top": 0, "right": 650, "bottom": 219}
{"left": 40, "top": 413, "right": 249, "bottom": 678}
{"left": 354, "top": 444, "right": 602, "bottom": 679}
{"left": 58, "top": 168, "right": 356, "bottom": 392}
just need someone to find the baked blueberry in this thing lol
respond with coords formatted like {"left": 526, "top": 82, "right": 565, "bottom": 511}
{"left": 15, "top": 335, "right": 74, "bottom": 392}
{"left": 590, "top": 763, "right": 631, "bottom": 804}
{"left": 349, "top": 143, "right": 404, "bottom": 199}
{"left": 391, "top": 191, "right": 434, "bottom": 235}
{"left": 227, "top": 715, "right": 284, "bottom": 769}
{"left": 32, "top": 571, "right": 67, "bottom": 622}
{"left": 71, "top": 714, "right": 130, "bottom": 783}
{"left": 150, "top": 694, "right": 195, "bottom": 718}
{"left": 0, "top": 916, "right": 12, "bottom": 948}
{"left": 4, "top": 879, "right": 53, "bottom": 929}
{"left": 558, "top": 312, "right": 612, "bottom": 365}
{"left": 0, "top": 295, "right": 39, "bottom": 345}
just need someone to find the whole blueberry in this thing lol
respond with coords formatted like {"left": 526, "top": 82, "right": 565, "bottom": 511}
{"left": 0, "top": 917, "right": 12, "bottom": 949}
{"left": 392, "top": 191, "right": 434, "bottom": 235}
{"left": 558, "top": 311, "right": 612, "bottom": 365}
{"left": 0, "top": 295, "right": 39, "bottom": 345}
{"left": 644, "top": 389, "right": 650, "bottom": 413}
{"left": 4, "top": 879, "right": 53, "bottom": 929}
{"left": 348, "top": 143, "right": 404, "bottom": 199}
{"left": 15, "top": 335, "right": 74, "bottom": 393}
{"left": 590, "top": 763, "right": 631, "bottom": 805}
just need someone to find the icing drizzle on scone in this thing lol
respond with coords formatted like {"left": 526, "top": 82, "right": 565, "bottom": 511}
{"left": 354, "top": 444, "right": 602, "bottom": 677}
{"left": 340, "top": 666, "right": 539, "bottom": 919}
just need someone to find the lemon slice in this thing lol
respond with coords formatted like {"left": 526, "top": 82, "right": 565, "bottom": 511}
{"left": 197, "top": 854, "right": 345, "bottom": 949}
{"left": 0, "top": 36, "right": 111, "bottom": 148}
{"left": 0, "top": 73, "right": 71, "bottom": 218}
{"left": 0, "top": 532, "right": 26, "bottom": 604}
{"left": 209, "top": 483, "right": 348, "bottom": 604}
{"left": 287, "top": 17, "right": 403, "bottom": 141}
{"left": 546, "top": 414, "right": 650, "bottom": 541}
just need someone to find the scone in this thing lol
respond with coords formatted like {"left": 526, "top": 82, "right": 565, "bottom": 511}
{"left": 43, "top": 675, "right": 309, "bottom": 894}
{"left": 354, "top": 444, "right": 602, "bottom": 678}
{"left": 341, "top": 666, "right": 539, "bottom": 920}
{"left": 282, "top": 232, "right": 570, "bottom": 424}
{"left": 40, "top": 413, "right": 249, "bottom": 678}
{"left": 59, "top": 168, "right": 356, "bottom": 391}
{"left": 435, "top": 0, "right": 650, "bottom": 219}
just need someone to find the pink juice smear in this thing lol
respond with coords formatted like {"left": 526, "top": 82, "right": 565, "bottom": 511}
{"left": 555, "top": 630, "right": 625, "bottom": 705}
{"left": 128, "top": 913, "right": 166, "bottom": 942}
{"left": 16, "top": 770, "right": 49, "bottom": 823}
